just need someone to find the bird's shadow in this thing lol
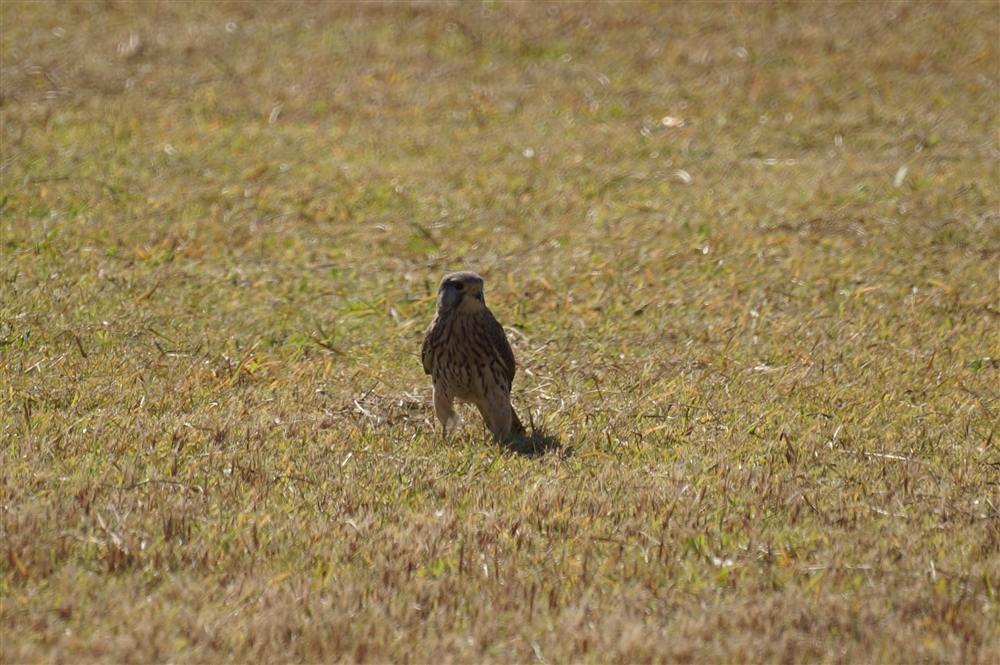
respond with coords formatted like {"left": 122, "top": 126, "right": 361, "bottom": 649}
{"left": 500, "top": 428, "right": 570, "bottom": 458}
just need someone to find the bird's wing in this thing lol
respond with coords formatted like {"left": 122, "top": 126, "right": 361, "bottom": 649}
{"left": 421, "top": 326, "right": 434, "bottom": 375}
{"left": 484, "top": 310, "right": 517, "bottom": 385}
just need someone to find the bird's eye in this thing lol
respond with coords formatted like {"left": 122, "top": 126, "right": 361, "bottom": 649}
{"left": 454, "top": 283, "right": 466, "bottom": 292}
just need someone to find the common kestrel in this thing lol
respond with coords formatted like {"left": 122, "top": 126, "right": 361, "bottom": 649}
{"left": 421, "top": 271, "right": 526, "bottom": 441}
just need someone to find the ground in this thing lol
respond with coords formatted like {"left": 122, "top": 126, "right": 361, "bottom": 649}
{"left": 2, "top": 2, "right": 998, "bottom": 662}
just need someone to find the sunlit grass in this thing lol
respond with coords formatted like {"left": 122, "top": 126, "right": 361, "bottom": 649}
{"left": 2, "top": 1, "right": 998, "bottom": 662}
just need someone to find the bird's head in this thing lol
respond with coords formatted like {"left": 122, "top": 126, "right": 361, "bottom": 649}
{"left": 436, "top": 271, "right": 486, "bottom": 315}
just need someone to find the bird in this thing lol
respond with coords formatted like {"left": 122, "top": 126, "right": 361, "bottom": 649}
{"left": 421, "top": 271, "right": 526, "bottom": 441}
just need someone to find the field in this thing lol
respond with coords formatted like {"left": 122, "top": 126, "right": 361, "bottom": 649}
{"left": 2, "top": 1, "right": 998, "bottom": 662}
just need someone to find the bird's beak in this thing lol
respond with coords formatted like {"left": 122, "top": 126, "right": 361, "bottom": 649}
{"left": 472, "top": 288, "right": 484, "bottom": 302}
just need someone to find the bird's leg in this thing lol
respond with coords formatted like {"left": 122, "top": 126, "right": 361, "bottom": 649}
{"left": 474, "top": 403, "right": 500, "bottom": 441}
{"left": 478, "top": 394, "right": 514, "bottom": 442}
{"left": 510, "top": 405, "right": 526, "bottom": 436}
{"left": 434, "top": 386, "right": 458, "bottom": 439}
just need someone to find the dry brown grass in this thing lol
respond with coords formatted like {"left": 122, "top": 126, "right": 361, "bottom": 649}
{"left": 2, "top": 1, "right": 999, "bottom": 662}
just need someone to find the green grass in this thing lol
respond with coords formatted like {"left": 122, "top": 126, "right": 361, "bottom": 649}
{"left": 2, "top": 1, "right": 998, "bottom": 662}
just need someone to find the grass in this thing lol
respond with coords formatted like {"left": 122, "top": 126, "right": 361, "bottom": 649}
{"left": 2, "top": 1, "right": 998, "bottom": 662}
